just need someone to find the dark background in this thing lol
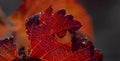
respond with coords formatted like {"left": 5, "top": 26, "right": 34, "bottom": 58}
{"left": 0, "top": 0, "right": 120, "bottom": 61}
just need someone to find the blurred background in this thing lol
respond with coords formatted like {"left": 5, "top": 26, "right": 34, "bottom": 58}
{"left": 0, "top": 0, "right": 120, "bottom": 61}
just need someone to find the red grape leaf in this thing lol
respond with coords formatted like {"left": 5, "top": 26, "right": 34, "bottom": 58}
{"left": 26, "top": 7, "right": 103, "bottom": 61}
{"left": 0, "top": 37, "right": 16, "bottom": 61}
